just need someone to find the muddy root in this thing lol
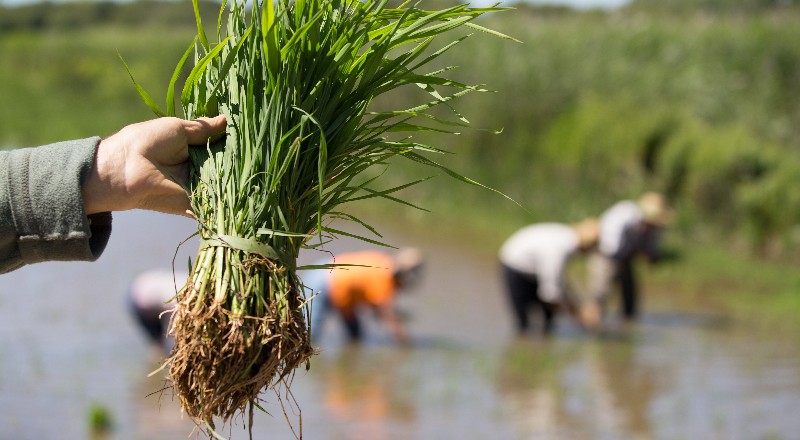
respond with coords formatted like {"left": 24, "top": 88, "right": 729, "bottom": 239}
{"left": 166, "top": 264, "right": 315, "bottom": 426}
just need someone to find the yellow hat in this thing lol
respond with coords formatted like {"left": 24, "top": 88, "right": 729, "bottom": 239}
{"left": 638, "top": 192, "right": 674, "bottom": 227}
{"left": 572, "top": 218, "right": 600, "bottom": 249}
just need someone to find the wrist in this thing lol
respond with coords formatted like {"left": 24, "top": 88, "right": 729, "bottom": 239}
{"left": 82, "top": 135, "right": 130, "bottom": 215}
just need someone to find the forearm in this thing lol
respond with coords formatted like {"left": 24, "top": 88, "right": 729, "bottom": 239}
{"left": 378, "top": 305, "right": 409, "bottom": 344}
{"left": 0, "top": 138, "right": 112, "bottom": 273}
{"left": 0, "top": 115, "right": 225, "bottom": 274}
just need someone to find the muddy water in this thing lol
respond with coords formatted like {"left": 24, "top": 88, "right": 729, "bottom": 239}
{"left": 1, "top": 210, "right": 799, "bottom": 439}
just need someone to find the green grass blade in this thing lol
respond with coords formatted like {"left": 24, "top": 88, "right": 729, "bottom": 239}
{"left": 118, "top": 51, "right": 165, "bottom": 117}
{"left": 167, "top": 37, "right": 198, "bottom": 117}
{"left": 321, "top": 227, "right": 396, "bottom": 249}
{"left": 192, "top": 0, "right": 210, "bottom": 51}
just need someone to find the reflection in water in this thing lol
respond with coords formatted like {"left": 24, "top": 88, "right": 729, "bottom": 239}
{"left": 129, "top": 361, "right": 197, "bottom": 439}
{"left": 494, "top": 339, "right": 648, "bottom": 439}
{"left": 574, "top": 339, "right": 659, "bottom": 439}
{"left": 495, "top": 336, "right": 662, "bottom": 439}
{"left": 313, "top": 346, "right": 415, "bottom": 440}
{"left": 496, "top": 314, "right": 800, "bottom": 440}
{"left": 496, "top": 339, "right": 569, "bottom": 438}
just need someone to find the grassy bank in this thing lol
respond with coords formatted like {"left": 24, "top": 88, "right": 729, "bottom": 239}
{"left": 0, "top": 26, "right": 191, "bottom": 146}
{"left": 0, "top": 0, "right": 218, "bottom": 147}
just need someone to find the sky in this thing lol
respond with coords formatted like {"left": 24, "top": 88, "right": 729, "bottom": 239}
{"left": 512, "top": 0, "right": 629, "bottom": 8}
{"left": 0, "top": 0, "right": 631, "bottom": 9}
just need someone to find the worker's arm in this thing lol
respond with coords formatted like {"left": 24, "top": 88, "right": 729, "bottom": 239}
{"left": 376, "top": 302, "right": 410, "bottom": 345}
{"left": 0, "top": 138, "right": 111, "bottom": 274}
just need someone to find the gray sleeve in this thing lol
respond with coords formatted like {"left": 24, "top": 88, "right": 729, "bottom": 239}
{"left": 0, "top": 137, "right": 112, "bottom": 273}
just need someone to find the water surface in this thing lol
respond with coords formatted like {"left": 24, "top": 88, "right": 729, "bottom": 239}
{"left": 0, "top": 210, "right": 798, "bottom": 439}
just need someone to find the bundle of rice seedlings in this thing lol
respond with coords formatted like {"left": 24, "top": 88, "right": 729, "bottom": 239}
{"left": 125, "top": 0, "right": 515, "bottom": 431}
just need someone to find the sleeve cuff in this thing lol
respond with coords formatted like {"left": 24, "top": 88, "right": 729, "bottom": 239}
{"left": 5, "top": 137, "right": 113, "bottom": 268}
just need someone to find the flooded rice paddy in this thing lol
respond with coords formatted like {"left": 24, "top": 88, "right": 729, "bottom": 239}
{"left": 0, "top": 210, "right": 799, "bottom": 439}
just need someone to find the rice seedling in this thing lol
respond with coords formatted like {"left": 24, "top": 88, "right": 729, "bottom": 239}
{"left": 87, "top": 403, "right": 113, "bottom": 437}
{"left": 125, "top": 0, "right": 515, "bottom": 433}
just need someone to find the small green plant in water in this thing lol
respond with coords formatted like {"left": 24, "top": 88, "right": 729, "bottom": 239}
{"left": 87, "top": 403, "right": 113, "bottom": 437}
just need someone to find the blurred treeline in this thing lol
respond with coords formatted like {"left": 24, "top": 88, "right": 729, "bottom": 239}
{"left": 397, "top": 0, "right": 800, "bottom": 261}
{"left": 0, "top": 1, "right": 216, "bottom": 148}
{"left": 2, "top": 0, "right": 800, "bottom": 260}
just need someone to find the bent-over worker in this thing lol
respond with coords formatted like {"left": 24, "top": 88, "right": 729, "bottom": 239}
{"left": 499, "top": 219, "right": 600, "bottom": 336}
{"left": 585, "top": 192, "right": 674, "bottom": 326}
{"left": 302, "top": 248, "right": 424, "bottom": 345}
{"left": 127, "top": 268, "right": 189, "bottom": 354}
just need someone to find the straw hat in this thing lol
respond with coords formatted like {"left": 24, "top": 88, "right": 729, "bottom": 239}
{"left": 393, "top": 247, "right": 424, "bottom": 274}
{"left": 637, "top": 192, "right": 674, "bottom": 227}
{"left": 393, "top": 247, "right": 424, "bottom": 289}
{"left": 572, "top": 218, "right": 600, "bottom": 249}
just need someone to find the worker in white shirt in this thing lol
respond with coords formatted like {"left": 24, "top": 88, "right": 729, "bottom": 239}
{"left": 127, "top": 268, "right": 188, "bottom": 354}
{"left": 499, "top": 218, "right": 600, "bottom": 336}
{"left": 585, "top": 192, "right": 674, "bottom": 326}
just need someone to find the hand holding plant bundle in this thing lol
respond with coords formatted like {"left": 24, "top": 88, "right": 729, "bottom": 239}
{"left": 83, "top": 116, "right": 227, "bottom": 216}
{"left": 125, "top": 0, "right": 514, "bottom": 432}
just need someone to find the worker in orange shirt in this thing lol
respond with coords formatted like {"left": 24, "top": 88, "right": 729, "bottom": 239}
{"left": 302, "top": 248, "right": 424, "bottom": 345}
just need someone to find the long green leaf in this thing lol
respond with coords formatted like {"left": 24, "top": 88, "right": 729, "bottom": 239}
{"left": 118, "top": 51, "right": 165, "bottom": 117}
{"left": 180, "top": 36, "right": 232, "bottom": 108}
{"left": 192, "top": 0, "right": 210, "bottom": 51}
{"left": 167, "top": 37, "right": 198, "bottom": 117}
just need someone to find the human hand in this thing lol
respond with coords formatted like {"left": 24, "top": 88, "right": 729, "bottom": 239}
{"left": 82, "top": 115, "right": 227, "bottom": 216}
{"left": 579, "top": 299, "right": 602, "bottom": 332}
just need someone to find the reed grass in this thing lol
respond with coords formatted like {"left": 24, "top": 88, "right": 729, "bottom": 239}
{"left": 127, "top": 0, "right": 513, "bottom": 432}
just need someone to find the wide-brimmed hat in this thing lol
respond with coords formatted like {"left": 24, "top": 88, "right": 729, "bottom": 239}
{"left": 393, "top": 247, "right": 425, "bottom": 289}
{"left": 572, "top": 218, "right": 600, "bottom": 249}
{"left": 638, "top": 192, "right": 675, "bottom": 227}
{"left": 393, "top": 247, "right": 424, "bottom": 274}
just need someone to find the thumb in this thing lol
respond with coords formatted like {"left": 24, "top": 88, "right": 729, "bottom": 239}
{"left": 184, "top": 115, "right": 227, "bottom": 145}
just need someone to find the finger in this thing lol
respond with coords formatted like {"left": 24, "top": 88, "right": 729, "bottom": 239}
{"left": 184, "top": 115, "right": 227, "bottom": 145}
